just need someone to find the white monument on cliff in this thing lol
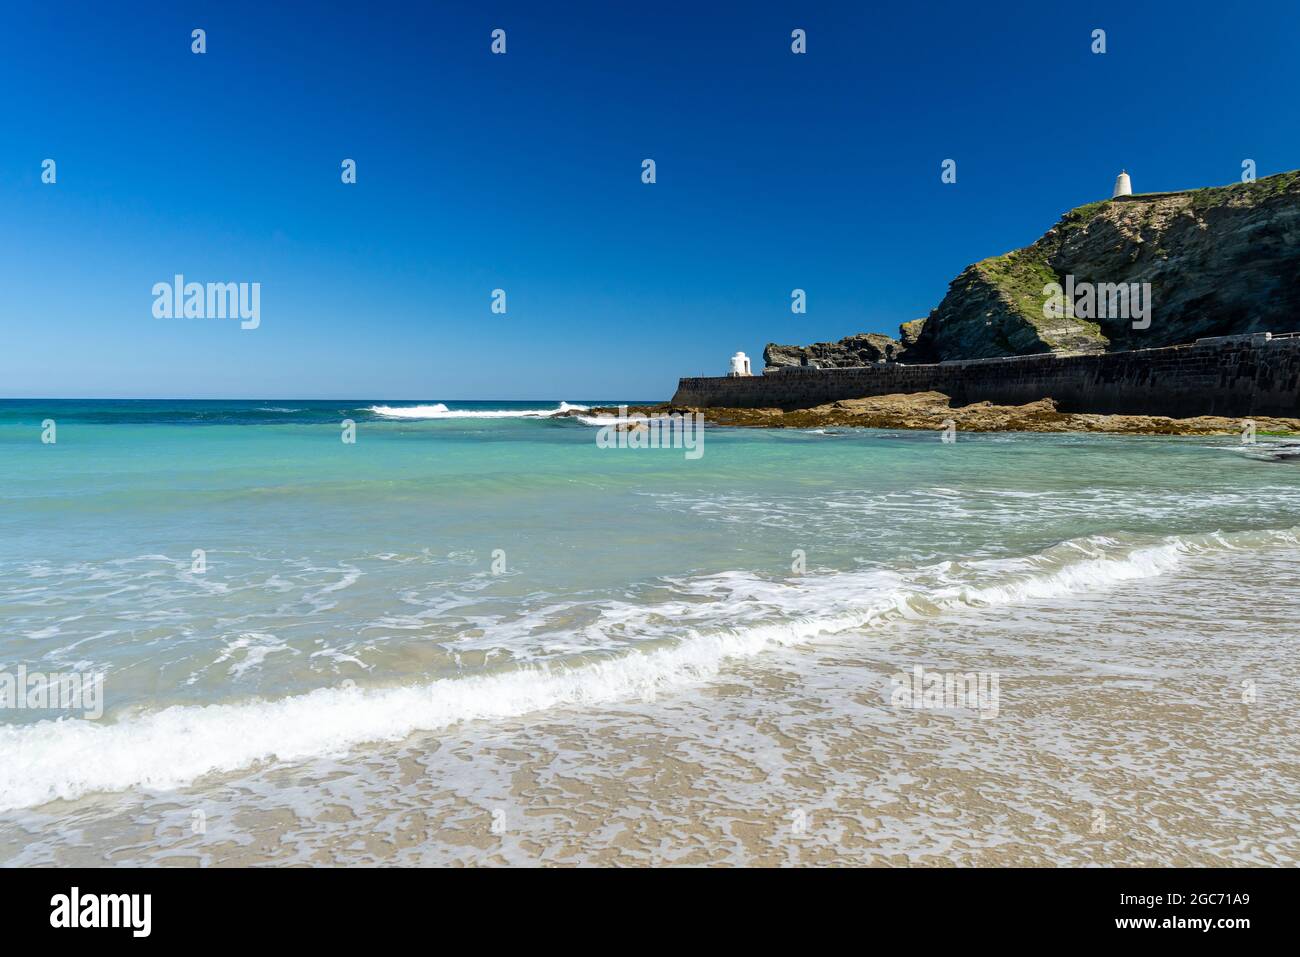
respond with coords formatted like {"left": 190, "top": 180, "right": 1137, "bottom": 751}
{"left": 1112, "top": 170, "right": 1132, "bottom": 198}
{"left": 728, "top": 351, "right": 752, "bottom": 376}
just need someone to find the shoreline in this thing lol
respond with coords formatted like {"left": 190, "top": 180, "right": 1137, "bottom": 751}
{"left": 573, "top": 391, "right": 1300, "bottom": 436}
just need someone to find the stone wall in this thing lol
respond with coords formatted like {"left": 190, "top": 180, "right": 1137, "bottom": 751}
{"left": 671, "top": 333, "right": 1300, "bottom": 418}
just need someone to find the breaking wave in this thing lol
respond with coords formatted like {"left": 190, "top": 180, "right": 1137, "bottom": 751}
{"left": 1, "top": 526, "right": 1295, "bottom": 811}
{"left": 366, "top": 402, "right": 588, "bottom": 419}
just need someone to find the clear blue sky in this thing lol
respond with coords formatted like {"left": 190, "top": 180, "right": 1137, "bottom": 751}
{"left": 2, "top": 0, "right": 1295, "bottom": 399}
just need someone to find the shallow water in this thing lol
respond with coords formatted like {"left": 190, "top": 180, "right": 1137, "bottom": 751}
{"left": 1, "top": 400, "right": 1297, "bottom": 864}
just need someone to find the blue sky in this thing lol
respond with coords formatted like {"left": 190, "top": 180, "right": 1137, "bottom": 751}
{"left": 1, "top": 0, "right": 1295, "bottom": 399}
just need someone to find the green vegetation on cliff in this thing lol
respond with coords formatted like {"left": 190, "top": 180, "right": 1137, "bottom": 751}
{"left": 908, "top": 167, "right": 1300, "bottom": 361}
{"left": 975, "top": 249, "right": 1059, "bottom": 324}
{"left": 962, "top": 245, "right": 1106, "bottom": 356}
{"left": 1063, "top": 199, "right": 1110, "bottom": 225}
{"left": 1187, "top": 168, "right": 1300, "bottom": 211}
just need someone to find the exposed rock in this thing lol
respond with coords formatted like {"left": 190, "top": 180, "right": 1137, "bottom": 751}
{"left": 898, "top": 318, "right": 927, "bottom": 349}
{"left": 763, "top": 333, "right": 904, "bottom": 371}
{"left": 907, "top": 170, "right": 1300, "bottom": 362}
{"left": 583, "top": 394, "right": 1300, "bottom": 436}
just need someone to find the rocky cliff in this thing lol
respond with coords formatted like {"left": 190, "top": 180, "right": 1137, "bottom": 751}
{"left": 763, "top": 333, "right": 905, "bottom": 370}
{"left": 767, "top": 170, "right": 1300, "bottom": 365}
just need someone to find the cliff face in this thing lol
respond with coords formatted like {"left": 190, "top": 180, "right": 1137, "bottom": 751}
{"left": 771, "top": 170, "right": 1300, "bottom": 366}
{"left": 909, "top": 170, "right": 1300, "bottom": 361}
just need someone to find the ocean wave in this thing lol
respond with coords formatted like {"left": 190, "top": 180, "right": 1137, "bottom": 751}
{"left": 573, "top": 413, "right": 649, "bottom": 426}
{"left": 366, "top": 402, "right": 588, "bottom": 420}
{"left": 2, "top": 525, "right": 1296, "bottom": 811}
{"left": 1219, "top": 441, "right": 1300, "bottom": 462}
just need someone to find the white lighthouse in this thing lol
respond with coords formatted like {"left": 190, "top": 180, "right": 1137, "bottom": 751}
{"left": 728, "top": 351, "right": 752, "bottom": 377}
{"left": 1112, "top": 170, "right": 1132, "bottom": 198}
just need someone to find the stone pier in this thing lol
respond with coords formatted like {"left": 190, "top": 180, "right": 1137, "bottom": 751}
{"left": 671, "top": 333, "right": 1300, "bottom": 419}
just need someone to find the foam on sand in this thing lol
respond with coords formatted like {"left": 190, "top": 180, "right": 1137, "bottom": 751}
{"left": 1, "top": 526, "right": 1294, "bottom": 811}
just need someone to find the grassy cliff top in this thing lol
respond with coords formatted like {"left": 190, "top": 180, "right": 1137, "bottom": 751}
{"left": 960, "top": 168, "right": 1299, "bottom": 354}
{"left": 1061, "top": 168, "right": 1300, "bottom": 222}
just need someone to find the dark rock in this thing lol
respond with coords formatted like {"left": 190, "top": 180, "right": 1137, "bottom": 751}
{"left": 898, "top": 318, "right": 927, "bottom": 349}
{"left": 763, "top": 333, "right": 905, "bottom": 372}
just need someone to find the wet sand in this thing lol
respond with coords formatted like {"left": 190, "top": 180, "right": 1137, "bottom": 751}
{"left": 5, "top": 541, "right": 1296, "bottom": 867}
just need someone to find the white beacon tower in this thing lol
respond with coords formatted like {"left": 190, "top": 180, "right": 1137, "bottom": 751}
{"left": 1112, "top": 170, "right": 1132, "bottom": 198}
{"left": 728, "top": 351, "right": 752, "bottom": 377}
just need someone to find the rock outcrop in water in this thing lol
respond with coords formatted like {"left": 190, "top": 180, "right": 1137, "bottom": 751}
{"left": 767, "top": 170, "right": 1300, "bottom": 365}
{"left": 573, "top": 394, "right": 1300, "bottom": 436}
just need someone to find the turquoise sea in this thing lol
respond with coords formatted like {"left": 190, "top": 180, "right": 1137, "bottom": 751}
{"left": 2, "top": 399, "right": 1299, "bottom": 864}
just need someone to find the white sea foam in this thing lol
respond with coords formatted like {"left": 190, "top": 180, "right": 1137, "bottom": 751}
{"left": 212, "top": 632, "right": 298, "bottom": 680}
{"left": 574, "top": 413, "right": 649, "bottom": 426}
{"left": 367, "top": 403, "right": 449, "bottom": 418}
{"left": 367, "top": 402, "right": 588, "bottom": 420}
{"left": 1, "top": 527, "right": 1295, "bottom": 811}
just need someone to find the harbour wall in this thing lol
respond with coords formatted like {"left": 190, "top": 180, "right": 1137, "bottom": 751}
{"left": 670, "top": 333, "right": 1300, "bottom": 418}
